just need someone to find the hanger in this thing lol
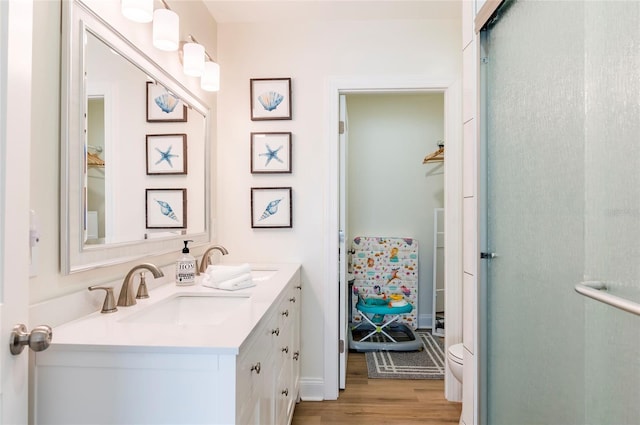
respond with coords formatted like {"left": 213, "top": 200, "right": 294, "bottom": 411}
{"left": 423, "top": 141, "right": 444, "bottom": 164}
{"left": 87, "top": 152, "right": 105, "bottom": 167}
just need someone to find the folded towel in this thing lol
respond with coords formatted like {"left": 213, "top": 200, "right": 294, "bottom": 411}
{"left": 202, "top": 273, "right": 255, "bottom": 291}
{"left": 204, "top": 263, "right": 251, "bottom": 283}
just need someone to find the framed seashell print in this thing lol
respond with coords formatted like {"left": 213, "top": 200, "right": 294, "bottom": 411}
{"left": 250, "top": 132, "right": 292, "bottom": 173}
{"left": 251, "top": 187, "right": 292, "bottom": 228}
{"left": 250, "top": 78, "right": 292, "bottom": 121}
{"left": 146, "top": 82, "right": 188, "bottom": 122}
{"left": 145, "top": 188, "right": 187, "bottom": 229}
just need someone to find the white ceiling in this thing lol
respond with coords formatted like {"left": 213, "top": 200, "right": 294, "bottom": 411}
{"left": 203, "top": 0, "right": 461, "bottom": 23}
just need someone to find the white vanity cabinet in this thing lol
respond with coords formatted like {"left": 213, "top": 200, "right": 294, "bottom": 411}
{"left": 237, "top": 274, "right": 302, "bottom": 425}
{"left": 273, "top": 282, "right": 302, "bottom": 423}
{"left": 34, "top": 264, "right": 301, "bottom": 425}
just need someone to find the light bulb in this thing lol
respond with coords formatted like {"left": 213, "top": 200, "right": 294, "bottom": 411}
{"left": 201, "top": 61, "right": 220, "bottom": 92}
{"left": 153, "top": 9, "right": 179, "bottom": 51}
{"left": 182, "top": 42, "right": 205, "bottom": 77}
{"left": 121, "top": 0, "right": 153, "bottom": 23}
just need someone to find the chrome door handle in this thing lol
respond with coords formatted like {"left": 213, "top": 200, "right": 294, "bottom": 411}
{"left": 10, "top": 324, "right": 52, "bottom": 355}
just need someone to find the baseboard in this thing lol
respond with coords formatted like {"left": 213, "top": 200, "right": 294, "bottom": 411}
{"left": 418, "top": 313, "right": 433, "bottom": 329}
{"left": 298, "top": 378, "right": 325, "bottom": 401}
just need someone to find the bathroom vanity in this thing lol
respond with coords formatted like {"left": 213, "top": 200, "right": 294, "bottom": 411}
{"left": 33, "top": 264, "right": 301, "bottom": 425}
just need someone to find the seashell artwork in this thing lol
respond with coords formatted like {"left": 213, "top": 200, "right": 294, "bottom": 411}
{"left": 154, "top": 93, "right": 180, "bottom": 114}
{"left": 259, "top": 198, "right": 283, "bottom": 221}
{"left": 257, "top": 91, "right": 284, "bottom": 111}
{"left": 251, "top": 186, "right": 291, "bottom": 228}
{"left": 154, "top": 198, "right": 178, "bottom": 221}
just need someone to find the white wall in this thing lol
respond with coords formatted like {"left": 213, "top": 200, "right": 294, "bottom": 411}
{"left": 29, "top": 0, "right": 217, "bottom": 304}
{"left": 346, "top": 93, "right": 445, "bottom": 325}
{"left": 216, "top": 18, "right": 460, "bottom": 397}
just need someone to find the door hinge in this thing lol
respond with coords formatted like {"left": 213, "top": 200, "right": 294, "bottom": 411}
{"left": 480, "top": 252, "right": 496, "bottom": 259}
{"left": 339, "top": 121, "right": 345, "bottom": 135}
{"left": 339, "top": 339, "right": 345, "bottom": 353}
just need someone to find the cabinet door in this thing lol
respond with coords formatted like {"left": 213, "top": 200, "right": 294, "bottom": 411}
{"left": 286, "top": 280, "right": 301, "bottom": 403}
{"left": 237, "top": 333, "right": 263, "bottom": 425}
{"left": 260, "top": 315, "right": 279, "bottom": 425}
{"left": 275, "top": 294, "right": 293, "bottom": 422}
{"left": 290, "top": 282, "right": 301, "bottom": 394}
{"left": 279, "top": 281, "right": 302, "bottom": 423}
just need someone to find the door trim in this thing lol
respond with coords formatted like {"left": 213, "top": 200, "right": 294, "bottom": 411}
{"left": 323, "top": 75, "right": 463, "bottom": 400}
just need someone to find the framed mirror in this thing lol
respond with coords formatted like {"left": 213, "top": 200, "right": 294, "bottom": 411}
{"left": 61, "top": 1, "right": 211, "bottom": 274}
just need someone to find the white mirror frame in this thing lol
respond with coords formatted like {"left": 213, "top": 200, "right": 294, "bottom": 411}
{"left": 60, "top": 0, "right": 211, "bottom": 274}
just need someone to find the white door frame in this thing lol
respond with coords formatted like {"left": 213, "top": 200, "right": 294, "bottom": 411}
{"left": 323, "top": 76, "right": 463, "bottom": 400}
{"left": 338, "top": 94, "right": 348, "bottom": 389}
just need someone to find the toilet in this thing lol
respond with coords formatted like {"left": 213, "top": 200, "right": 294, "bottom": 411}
{"left": 447, "top": 343, "right": 464, "bottom": 383}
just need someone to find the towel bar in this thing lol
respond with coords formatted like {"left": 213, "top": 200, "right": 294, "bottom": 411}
{"left": 575, "top": 281, "right": 640, "bottom": 317}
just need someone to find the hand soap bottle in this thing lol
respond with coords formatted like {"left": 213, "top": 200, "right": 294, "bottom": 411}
{"left": 176, "top": 240, "right": 196, "bottom": 286}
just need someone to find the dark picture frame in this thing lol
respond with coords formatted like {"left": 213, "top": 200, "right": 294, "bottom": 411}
{"left": 251, "top": 187, "right": 292, "bottom": 228}
{"left": 250, "top": 132, "right": 292, "bottom": 174}
{"left": 146, "top": 81, "right": 187, "bottom": 122}
{"left": 145, "top": 188, "right": 187, "bottom": 229}
{"left": 250, "top": 78, "right": 292, "bottom": 121}
{"left": 146, "top": 134, "right": 187, "bottom": 175}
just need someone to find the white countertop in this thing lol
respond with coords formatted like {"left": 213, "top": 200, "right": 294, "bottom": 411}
{"left": 47, "top": 263, "right": 300, "bottom": 355}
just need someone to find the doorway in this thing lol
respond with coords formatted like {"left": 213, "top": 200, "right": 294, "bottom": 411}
{"left": 324, "top": 76, "right": 463, "bottom": 400}
{"left": 340, "top": 92, "right": 445, "bottom": 385}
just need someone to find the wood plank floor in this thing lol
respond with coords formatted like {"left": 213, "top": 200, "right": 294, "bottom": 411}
{"left": 292, "top": 352, "right": 462, "bottom": 425}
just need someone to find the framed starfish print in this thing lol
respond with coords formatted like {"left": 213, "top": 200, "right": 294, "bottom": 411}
{"left": 250, "top": 132, "right": 292, "bottom": 174}
{"left": 146, "top": 134, "right": 187, "bottom": 175}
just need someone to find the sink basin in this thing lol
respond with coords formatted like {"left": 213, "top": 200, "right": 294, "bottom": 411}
{"left": 250, "top": 269, "right": 277, "bottom": 282}
{"left": 120, "top": 293, "right": 251, "bottom": 326}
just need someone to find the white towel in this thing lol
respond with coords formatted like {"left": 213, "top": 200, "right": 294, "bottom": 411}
{"left": 204, "top": 263, "right": 251, "bottom": 283}
{"left": 202, "top": 273, "right": 255, "bottom": 291}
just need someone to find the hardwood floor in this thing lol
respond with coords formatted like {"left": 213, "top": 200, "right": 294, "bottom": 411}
{"left": 292, "top": 352, "right": 462, "bottom": 425}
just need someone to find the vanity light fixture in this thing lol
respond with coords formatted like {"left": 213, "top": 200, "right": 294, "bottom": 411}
{"left": 121, "top": 0, "right": 153, "bottom": 23}
{"left": 182, "top": 38, "right": 205, "bottom": 77}
{"left": 179, "top": 34, "right": 220, "bottom": 91}
{"left": 152, "top": 1, "right": 179, "bottom": 52}
{"left": 201, "top": 60, "right": 220, "bottom": 92}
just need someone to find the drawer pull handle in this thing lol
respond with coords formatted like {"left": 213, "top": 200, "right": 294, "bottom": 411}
{"left": 251, "top": 362, "right": 261, "bottom": 374}
{"left": 289, "top": 297, "right": 296, "bottom": 303}
{"left": 293, "top": 351, "right": 300, "bottom": 360}
{"left": 271, "top": 328, "right": 280, "bottom": 336}
{"left": 282, "top": 389, "right": 289, "bottom": 397}
{"left": 282, "top": 346, "right": 289, "bottom": 353}
{"left": 295, "top": 285, "right": 301, "bottom": 290}
{"left": 282, "top": 310, "right": 289, "bottom": 317}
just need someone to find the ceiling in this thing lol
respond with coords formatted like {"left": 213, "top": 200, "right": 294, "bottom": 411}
{"left": 203, "top": 1, "right": 461, "bottom": 23}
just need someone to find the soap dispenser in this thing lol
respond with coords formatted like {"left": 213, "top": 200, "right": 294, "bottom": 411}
{"left": 176, "top": 240, "right": 196, "bottom": 286}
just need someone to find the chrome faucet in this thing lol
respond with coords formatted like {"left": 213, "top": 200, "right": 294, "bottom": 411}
{"left": 117, "top": 263, "right": 164, "bottom": 307}
{"left": 198, "top": 245, "right": 229, "bottom": 274}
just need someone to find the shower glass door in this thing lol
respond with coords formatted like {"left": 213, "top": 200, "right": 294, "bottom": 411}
{"left": 482, "top": 1, "right": 640, "bottom": 423}
{"left": 582, "top": 2, "right": 640, "bottom": 423}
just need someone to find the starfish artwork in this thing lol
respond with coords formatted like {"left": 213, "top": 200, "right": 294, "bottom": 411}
{"left": 258, "top": 143, "right": 283, "bottom": 167}
{"left": 155, "top": 145, "right": 179, "bottom": 168}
